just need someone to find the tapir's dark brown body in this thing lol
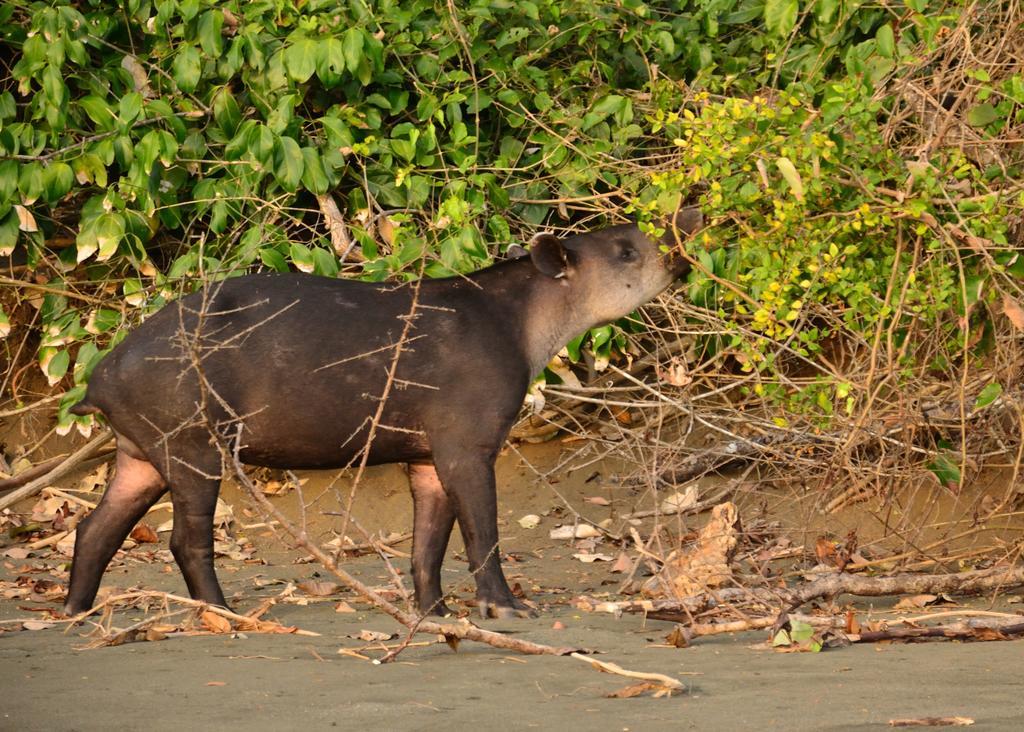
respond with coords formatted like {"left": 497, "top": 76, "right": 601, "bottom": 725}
{"left": 65, "top": 213, "right": 700, "bottom": 619}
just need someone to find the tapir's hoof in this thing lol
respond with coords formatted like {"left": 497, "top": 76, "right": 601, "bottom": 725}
{"left": 478, "top": 598, "right": 538, "bottom": 619}
{"left": 423, "top": 601, "right": 455, "bottom": 618}
{"left": 61, "top": 604, "right": 93, "bottom": 619}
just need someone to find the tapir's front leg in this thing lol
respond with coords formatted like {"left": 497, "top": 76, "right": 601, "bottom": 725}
{"left": 430, "top": 440, "right": 534, "bottom": 619}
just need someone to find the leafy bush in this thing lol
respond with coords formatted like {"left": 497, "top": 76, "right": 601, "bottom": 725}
{"left": 1, "top": 0, "right": 1021, "bottom": 455}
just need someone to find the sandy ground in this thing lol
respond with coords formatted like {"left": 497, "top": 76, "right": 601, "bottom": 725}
{"left": 2, "top": 439, "right": 1024, "bottom": 730}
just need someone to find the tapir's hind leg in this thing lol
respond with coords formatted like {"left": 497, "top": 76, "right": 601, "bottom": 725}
{"left": 168, "top": 471, "right": 228, "bottom": 608}
{"left": 64, "top": 448, "right": 167, "bottom": 615}
{"left": 408, "top": 463, "right": 456, "bottom": 616}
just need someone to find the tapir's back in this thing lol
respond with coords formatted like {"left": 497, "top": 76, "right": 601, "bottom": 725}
{"left": 80, "top": 271, "right": 525, "bottom": 469}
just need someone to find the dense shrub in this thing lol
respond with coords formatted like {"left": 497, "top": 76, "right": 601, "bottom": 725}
{"left": 0, "top": 0, "right": 1021, "bottom": 461}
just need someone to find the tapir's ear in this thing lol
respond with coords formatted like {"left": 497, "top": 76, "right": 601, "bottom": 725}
{"left": 529, "top": 233, "right": 570, "bottom": 278}
{"left": 506, "top": 244, "right": 529, "bottom": 260}
{"left": 665, "top": 206, "right": 704, "bottom": 240}
{"left": 663, "top": 205, "right": 704, "bottom": 240}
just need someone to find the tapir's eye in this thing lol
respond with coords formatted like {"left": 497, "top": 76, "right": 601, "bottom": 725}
{"left": 618, "top": 243, "right": 638, "bottom": 262}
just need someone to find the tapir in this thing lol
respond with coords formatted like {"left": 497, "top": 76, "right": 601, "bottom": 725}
{"left": 65, "top": 208, "right": 702, "bottom": 619}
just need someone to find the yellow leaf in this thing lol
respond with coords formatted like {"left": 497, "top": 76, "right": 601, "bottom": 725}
{"left": 775, "top": 157, "right": 804, "bottom": 201}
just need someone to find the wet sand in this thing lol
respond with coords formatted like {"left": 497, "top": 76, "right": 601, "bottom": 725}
{"left": 2, "top": 441, "right": 1023, "bottom": 730}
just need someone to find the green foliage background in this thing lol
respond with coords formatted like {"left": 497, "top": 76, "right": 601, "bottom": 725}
{"left": 1, "top": 0, "right": 1022, "bottom": 459}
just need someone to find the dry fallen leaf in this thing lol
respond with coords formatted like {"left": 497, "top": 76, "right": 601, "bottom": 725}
{"left": 1003, "top": 294, "right": 1024, "bottom": 330}
{"left": 351, "top": 629, "right": 396, "bottom": 643}
{"left": 297, "top": 580, "right": 340, "bottom": 597}
{"left": 642, "top": 502, "right": 739, "bottom": 599}
{"left": 22, "top": 620, "right": 55, "bottom": 631}
{"left": 665, "top": 625, "right": 689, "bottom": 648}
{"left": 130, "top": 523, "right": 159, "bottom": 544}
{"left": 518, "top": 514, "right": 540, "bottom": 529}
{"left": 549, "top": 524, "right": 601, "bottom": 540}
{"left": 584, "top": 496, "right": 610, "bottom": 506}
{"left": 335, "top": 601, "right": 356, "bottom": 613}
{"left": 201, "top": 611, "right": 233, "bottom": 634}
{"left": 610, "top": 552, "right": 633, "bottom": 574}
{"left": 573, "top": 553, "right": 613, "bottom": 563}
{"left": 659, "top": 485, "right": 698, "bottom": 514}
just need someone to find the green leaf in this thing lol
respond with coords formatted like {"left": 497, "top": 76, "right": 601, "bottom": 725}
{"left": 75, "top": 219, "right": 98, "bottom": 263}
{"left": 119, "top": 92, "right": 143, "bottom": 125}
{"left": 974, "top": 382, "right": 1002, "bottom": 410}
{"left": 312, "top": 247, "right": 339, "bottom": 277}
{"left": 342, "top": 28, "right": 364, "bottom": 74}
{"left": 173, "top": 45, "right": 202, "bottom": 93}
{"left": 46, "top": 348, "right": 70, "bottom": 385}
{"left": 198, "top": 9, "right": 224, "bottom": 57}
{"left": 247, "top": 124, "right": 276, "bottom": 166}
{"left": 274, "top": 136, "right": 304, "bottom": 191}
{"left": 875, "top": 24, "right": 895, "bottom": 59}
{"left": 0, "top": 306, "right": 9, "bottom": 338}
{"left": 927, "top": 454, "right": 961, "bottom": 488}
{"left": 94, "top": 212, "right": 126, "bottom": 261}
{"left": 967, "top": 103, "right": 998, "bottom": 127}
{"left": 85, "top": 308, "right": 120, "bottom": 334}
{"left": 259, "top": 247, "right": 288, "bottom": 272}
{"left": 212, "top": 87, "right": 241, "bottom": 136}
{"left": 390, "top": 137, "right": 416, "bottom": 162}
{"left": 300, "top": 147, "right": 329, "bottom": 195}
{"left": 80, "top": 96, "right": 115, "bottom": 129}
{"left": 285, "top": 38, "right": 318, "bottom": 83}
{"left": 43, "top": 162, "right": 74, "bottom": 202}
{"left": 42, "top": 64, "right": 64, "bottom": 103}
{"left": 814, "top": 0, "right": 838, "bottom": 23}
{"left": 316, "top": 38, "right": 346, "bottom": 86}
{"left": 19, "top": 162, "right": 44, "bottom": 205}
{"left": 0, "top": 211, "right": 18, "bottom": 256}
{"left": 289, "top": 242, "right": 315, "bottom": 273}
{"left": 764, "top": 0, "right": 798, "bottom": 36}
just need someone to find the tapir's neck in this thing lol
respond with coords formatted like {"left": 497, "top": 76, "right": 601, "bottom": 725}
{"left": 465, "top": 259, "right": 596, "bottom": 377}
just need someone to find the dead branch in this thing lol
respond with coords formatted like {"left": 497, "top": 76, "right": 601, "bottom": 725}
{"left": 781, "top": 565, "right": 1024, "bottom": 609}
{"left": 0, "top": 430, "right": 113, "bottom": 511}
{"left": 570, "top": 652, "right": 685, "bottom": 693}
{"left": 316, "top": 194, "right": 362, "bottom": 261}
{"left": 0, "top": 449, "right": 114, "bottom": 494}
{"left": 590, "top": 566, "right": 1024, "bottom": 621}
{"left": 647, "top": 432, "right": 824, "bottom": 485}
{"left": 849, "top": 619, "right": 1024, "bottom": 644}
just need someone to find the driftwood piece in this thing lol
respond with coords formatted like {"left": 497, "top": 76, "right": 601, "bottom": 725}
{"left": 592, "top": 566, "right": 1024, "bottom": 621}
{"left": 0, "top": 430, "right": 113, "bottom": 511}
{"left": 0, "top": 449, "right": 114, "bottom": 494}
{"left": 850, "top": 618, "right": 1024, "bottom": 644}
{"left": 650, "top": 433, "right": 823, "bottom": 485}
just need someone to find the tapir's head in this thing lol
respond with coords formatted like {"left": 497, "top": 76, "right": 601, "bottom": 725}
{"left": 526, "top": 206, "right": 703, "bottom": 325}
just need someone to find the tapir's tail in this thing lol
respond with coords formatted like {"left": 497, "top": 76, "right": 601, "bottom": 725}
{"left": 69, "top": 398, "right": 101, "bottom": 416}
